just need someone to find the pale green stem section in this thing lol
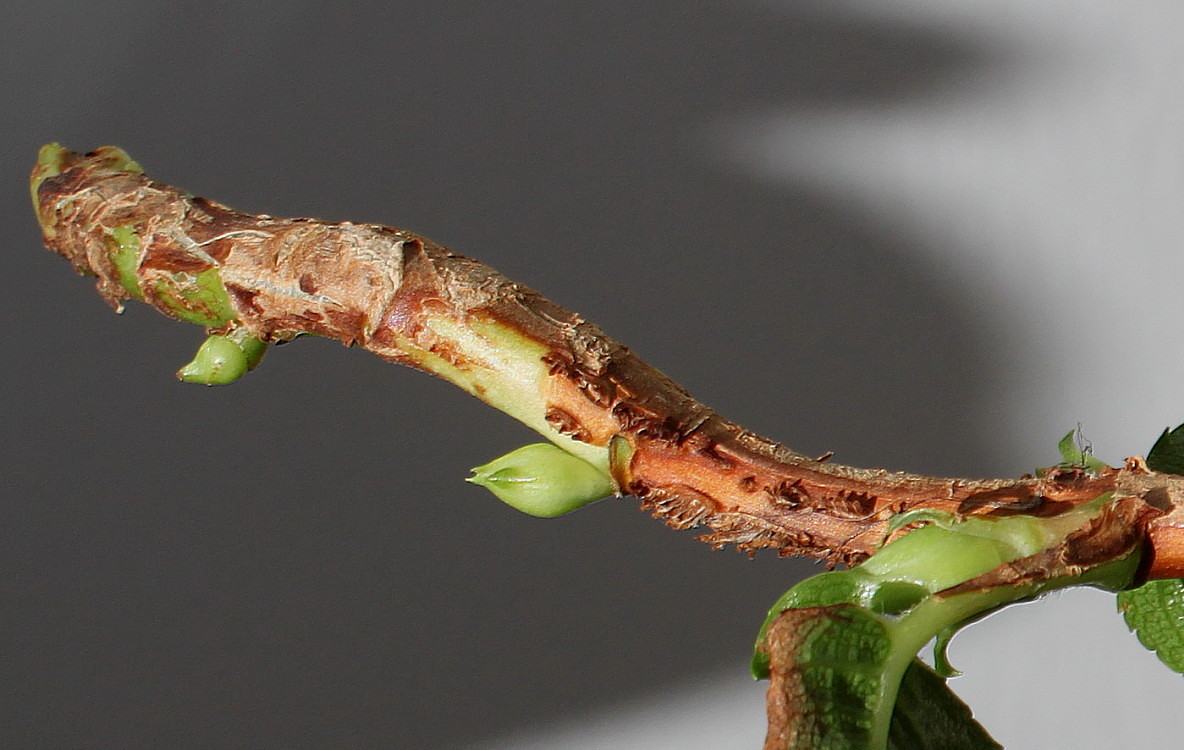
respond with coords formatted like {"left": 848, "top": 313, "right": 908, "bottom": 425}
{"left": 404, "top": 314, "right": 612, "bottom": 474}
{"left": 108, "top": 225, "right": 144, "bottom": 300}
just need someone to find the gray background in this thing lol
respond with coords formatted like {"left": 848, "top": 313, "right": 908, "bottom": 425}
{"left": 3, "top": 2, "right": 1181, "bottom": 748}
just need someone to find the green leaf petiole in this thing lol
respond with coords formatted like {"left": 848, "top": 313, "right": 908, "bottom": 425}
{"left": 755, "top": 496, "right": 1141, "bottom": 750}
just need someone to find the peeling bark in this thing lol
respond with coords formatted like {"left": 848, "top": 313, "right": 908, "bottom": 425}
{"left": 32, "top": 147, "right": 1184, "bottom": 577}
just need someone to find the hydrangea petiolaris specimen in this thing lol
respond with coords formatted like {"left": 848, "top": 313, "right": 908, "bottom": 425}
{"left": 32, "top": 144, "right": 1184, "bottom": 750}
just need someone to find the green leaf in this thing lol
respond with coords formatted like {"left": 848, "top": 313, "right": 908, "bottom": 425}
{"left": 1115, "top": 424, "right": 1184, "bottom": 675}
{"left": 1146, "top": 423, "right": 1184, "bottom": 476}
{"left": 751, "top": 571, "right": 866, "bottom": 678}
{"left": 762, "top": 605, "right": 892, "bottom": 749}
{"left": 888, "top": 660, "right": 1002, "bottom": 750}
{"left": 760, "top": 607, "right": 1002, "bottom": 750}
{"left": 1117, "top": 578, "right": 1184, "bottom": 674}
{"left": 1056, "top": 429, "right": 1108, "bottom": 472}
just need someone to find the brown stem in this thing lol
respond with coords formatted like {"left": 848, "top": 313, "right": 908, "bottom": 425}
{"left": 32, "top": 147, "right": 1184, "bottom": 577}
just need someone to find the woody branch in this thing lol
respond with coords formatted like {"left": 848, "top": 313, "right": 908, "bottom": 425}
{"left": 31, "top": 145, "right": 1184, "bottom": 579}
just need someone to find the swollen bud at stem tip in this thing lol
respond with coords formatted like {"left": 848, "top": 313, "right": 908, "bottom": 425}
{"left": 32, "top": 143, "right": 142, "bottom": 199}
{"left": 468, "top": 443, "right": 614, "bottom": 518}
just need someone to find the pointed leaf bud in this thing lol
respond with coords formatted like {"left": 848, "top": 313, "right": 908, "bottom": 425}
{"left": 468, "top": 443, "right": 613, "bottom": 517}
{"left": 178, "top": 335, "right": 250, "bottom": 385}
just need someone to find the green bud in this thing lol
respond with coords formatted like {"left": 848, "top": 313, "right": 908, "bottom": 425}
{"left": 177, "top": 330, "right": 267, "bottom": 385}
{"left": 467, "top": 443, "right": 613, "bottom": 518}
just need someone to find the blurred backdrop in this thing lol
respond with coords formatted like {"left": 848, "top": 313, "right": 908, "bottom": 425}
{"left": 3, "top": 2, "right": 1183, "bottom": 748}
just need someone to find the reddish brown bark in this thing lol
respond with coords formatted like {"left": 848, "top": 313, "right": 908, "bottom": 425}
{"left": 33, "top": 147, "right": 1184, "bottom": 578}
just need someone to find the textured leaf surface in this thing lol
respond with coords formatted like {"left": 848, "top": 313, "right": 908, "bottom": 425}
{"left": 762, "top": 606, "right": 1002, "bottom": 750}
{"left": 762, "top": 605, "right": 889, "bottom": 750}
{"left": 889, "top": 660, "right": 1002, "bottom": 750}
{"left": 1117, "top": 579, "right": 1184, "bottom": 674}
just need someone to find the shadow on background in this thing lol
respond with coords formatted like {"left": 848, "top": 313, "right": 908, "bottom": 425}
{"left": 2, "top": 3, "right": 1010, "bottom": 748}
